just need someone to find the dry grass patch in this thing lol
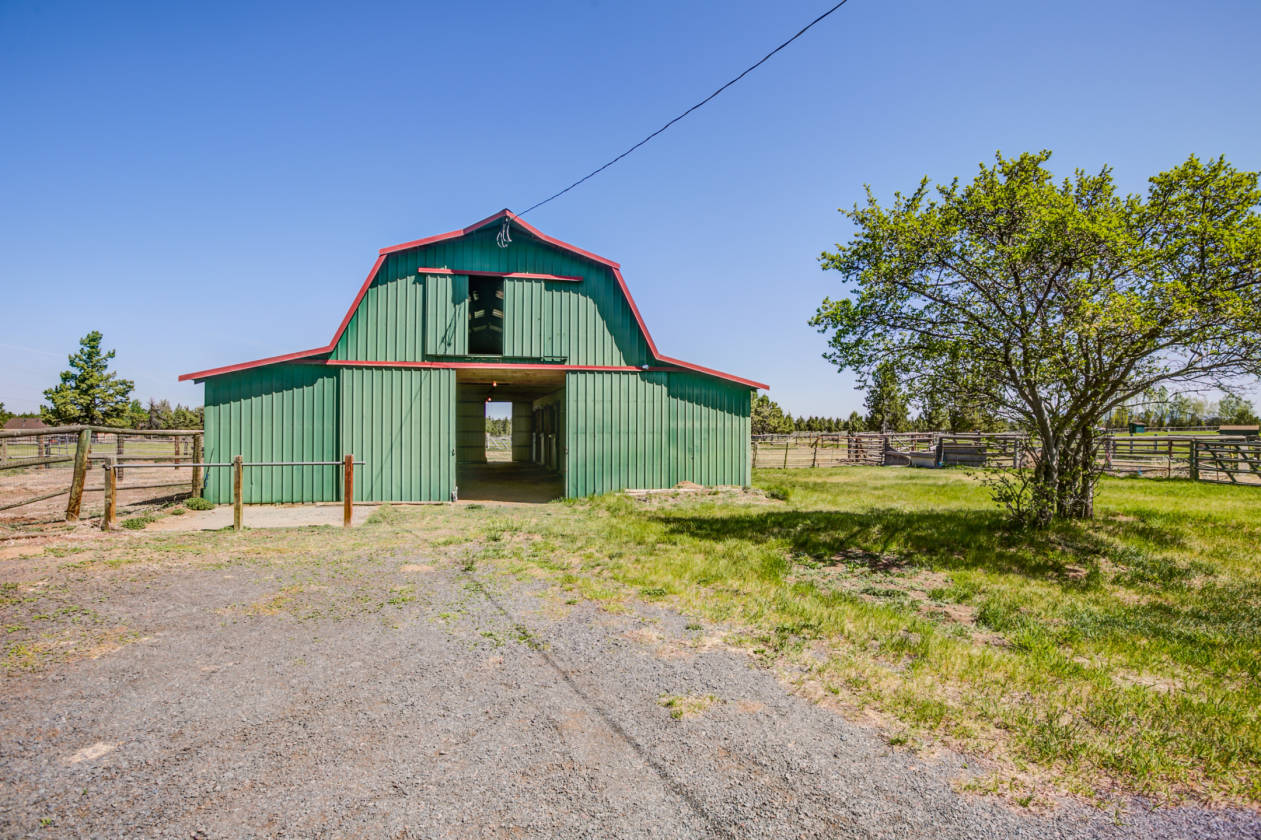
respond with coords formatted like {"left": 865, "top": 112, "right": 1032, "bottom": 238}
{"left": 659, "top": 693, "right": 721, "bottom": 719}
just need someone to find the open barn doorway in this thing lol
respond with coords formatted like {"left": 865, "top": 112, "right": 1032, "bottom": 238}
{"left": 485, "top": 401, "right": 512, "bottom": 463}
{"left": 455, "top": 369, "right": 564, "bottom": 503}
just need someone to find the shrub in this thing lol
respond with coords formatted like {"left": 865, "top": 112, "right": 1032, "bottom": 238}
{"left": 185, "top": 497, "right": 214, "bottom": 511}
{"left": 121, "top": 515, "right": 155, "bottom": 530}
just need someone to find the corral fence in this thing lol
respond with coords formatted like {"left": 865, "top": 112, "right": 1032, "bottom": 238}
{"left": 1191, "top": 439, "right": 1261, "bottom": 486}
{"left": 0, "top": 425, "right": 368, "bottom": 528}
{"left": 752, "top": 432, "right": 1026, "bottom": 469}
{"left": 100, "top": 455, "right": 363, "bottom": 531}
{"left": 1, "top": 425, "right": 204, "bottom": 522}
{"left": 753, "top": 431, "right": 1260, "bottom": 486}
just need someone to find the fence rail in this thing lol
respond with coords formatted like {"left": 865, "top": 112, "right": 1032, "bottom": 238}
{"left": 0, "top": 428, "right": 204, "bottom": 520}
{"left": 1192, "top": 440, "right": 1261, "bottom": 485}
{"left": 100, "top": 455, "right": 364, "bottom": 532}
{"left": 752, "top": 431, "right": 1259, "bottom": 486}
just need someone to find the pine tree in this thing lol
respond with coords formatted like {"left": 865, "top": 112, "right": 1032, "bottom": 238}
{"left": 863, "top": 362, "right": 909, "bottom": 432}
{"left": 751, "top": 395, "right": 794, "bottom": 434}
{"left": 41, "top": 331, "right": 134, "bottom": 426}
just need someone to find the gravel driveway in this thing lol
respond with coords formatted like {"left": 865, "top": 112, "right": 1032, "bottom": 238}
{"left": 1, "top": 537, "right": 1257, "bottom": 839}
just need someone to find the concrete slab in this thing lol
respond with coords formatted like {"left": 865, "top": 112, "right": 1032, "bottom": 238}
{"left": 146, "top": 503, "right": 379, "bottom": 532}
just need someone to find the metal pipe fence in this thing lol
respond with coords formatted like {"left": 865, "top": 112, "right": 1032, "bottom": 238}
{"left": 99, "top": 455, "right": 365, "bottom": 532}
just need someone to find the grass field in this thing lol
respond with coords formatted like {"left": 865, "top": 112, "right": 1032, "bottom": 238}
{"left": 454, "top": 468, "right": 1261, "bottom": 806}
{"left": 4, "top": 467, "right": 1258, "bottom": 807}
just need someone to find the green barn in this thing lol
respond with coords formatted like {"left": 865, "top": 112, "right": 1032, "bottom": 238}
{"left": 181, "top": 210, "right": 766, "bottom": 503}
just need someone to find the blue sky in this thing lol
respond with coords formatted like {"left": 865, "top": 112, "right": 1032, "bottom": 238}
{"left": 2, "top": 0, "right": 1259, "bottom": 417}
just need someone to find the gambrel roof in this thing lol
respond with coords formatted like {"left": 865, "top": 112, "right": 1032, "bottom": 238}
{"left": 180, "top": 210, "right": 767, "bottom": 389}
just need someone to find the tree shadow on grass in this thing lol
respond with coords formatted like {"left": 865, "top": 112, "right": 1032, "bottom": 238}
{"left": 647, "top": 506, "right": 1180, "bottom": 586}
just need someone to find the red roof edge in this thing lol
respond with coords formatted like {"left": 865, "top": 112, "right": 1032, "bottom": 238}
{"left": 178, "top": 346, "right": 330, "bottom": 382}
{"left": 654, "top": 355, "right": 769, "bottom": 391}
{"left": 180, "top": 211, "right": 766, "bottom": 390}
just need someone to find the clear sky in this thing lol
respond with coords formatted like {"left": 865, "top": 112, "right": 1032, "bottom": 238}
{"left": 2, "top": 0, "right": 1259, "bottom": 417}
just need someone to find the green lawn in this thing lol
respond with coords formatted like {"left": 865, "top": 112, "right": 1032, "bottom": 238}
{"left": 460, "top": 468, "right": 1261, "bottom": 805}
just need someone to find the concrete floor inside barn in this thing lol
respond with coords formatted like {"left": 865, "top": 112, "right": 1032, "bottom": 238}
{"left": 456, "top": 461, "right": 565, "bottom": 504}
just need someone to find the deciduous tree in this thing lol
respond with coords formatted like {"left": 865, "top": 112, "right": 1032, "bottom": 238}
{"left": 811, "top": 152, "right": 1261, "bottom": 524}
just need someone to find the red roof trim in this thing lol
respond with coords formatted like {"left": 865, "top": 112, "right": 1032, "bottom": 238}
{"left": 416, "top": 267, "right": 582, "bottom": 283}
{"left": 654, "top": 355, "right": 769, "bottom": 391}
{"left": 379, "top": 209, "right": 623, "bottom": 269}
{"left": 178, "top": 346, "right": 330, "bottom": 381}
{"left": 180, "top": 210, "right": 767, "bottom": 389}
{"left": 325, "top": 360, "right": 643, "bottom": 372}
{"left": 328, "top": 253, "right": 388, "bottom": 356}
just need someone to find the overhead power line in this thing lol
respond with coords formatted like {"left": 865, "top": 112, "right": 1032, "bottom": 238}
{"left": 515, "top": 0, "right": 854, "bottom": 219}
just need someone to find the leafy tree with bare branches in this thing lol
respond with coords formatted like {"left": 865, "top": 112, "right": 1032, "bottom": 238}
{"left": 811, "top": 151, "right": 1261, "bottom": 524}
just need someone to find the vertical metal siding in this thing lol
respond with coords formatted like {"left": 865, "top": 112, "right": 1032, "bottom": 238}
{"left": 338, "top": 367, "right": 454, "bottom": 501}
{"left": 423, "top": 274, "right": 469, "bottom": 356}
{"left": 330, "top": 252, "right": 425, "bottom": 361}
{"left": 502, "top": 278, "right": 548, "bottom": 358}
{"left": 455, "top": 384, "right": 488, "bottom": 464}
{"left": 332, "top": 228, "right": 649, "bottom": 366}
{"left": 564, "top": 371, "right": 751, "bottom": 497}
{"left": 203, "top": 365, "right": 340, "bottom": 503}
{"left": 511, "top": 400, "right": 532, "bottom": 461}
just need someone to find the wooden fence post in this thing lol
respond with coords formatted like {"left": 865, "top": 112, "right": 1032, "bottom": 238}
{"left": 65, "top": 428, "right": 92, "bottom": 521}
{"left": 191, "top": 434, "right": 203, "bottom": 498}
{"left": 1189, "top": 442, "right": 1199, "bottom": 482}
{"left": 752, "top": 439, "right": 759, "bottom": 469}
{"left": 116, "top": 434, "right": 125, "bottom": 481}
{"left": 343, "top": 454, "right": 354, "bottom": 528}
{"left": 811, "top": 436, "right": 819, "bottom": 468}
{"left": 102, "top": 461, "right": 116, "bottom": 531}
{"left": 782, "top": 441, "right": 789, "bottom": 468}
{"left": 233, "top": 455, "right": 243, "bottom": 532}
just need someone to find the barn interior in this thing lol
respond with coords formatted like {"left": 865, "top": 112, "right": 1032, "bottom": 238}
{"left": 455, "top": 367, "right": 565, "bottom": 503}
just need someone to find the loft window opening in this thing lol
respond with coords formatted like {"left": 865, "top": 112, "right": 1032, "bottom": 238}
{"left": 468, "top": 275, "right": 504, "bottom": 355}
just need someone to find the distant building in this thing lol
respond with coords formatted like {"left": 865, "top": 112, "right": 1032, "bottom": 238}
{"left": 3, "top": 417, "right": 47, "bottom": 431}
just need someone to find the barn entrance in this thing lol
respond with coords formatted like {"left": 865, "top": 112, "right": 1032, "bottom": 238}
{"left": 454, "top": 368, "right": 565, "bottom": 503}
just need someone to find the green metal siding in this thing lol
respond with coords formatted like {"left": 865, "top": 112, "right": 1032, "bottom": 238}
{"left": 424, "top": 273, "right": 469, "bottom": 356}
{"left": 203, "top": 365, "right": 340, "bottom": 503}
{"left": 330, "top": 254, "right": 426, "bottom": 361}
{"left": 565, "top": 371, "right": 751, "bottom": 497}
{"left": 511, "top": 400, "right": 532, "bottom": 461}
{"left": 339, "top": 367, "right": 455, "bottom": 501}
{"left": 455, "top": 384, "right": 488, "bottom": 464}
{"left": 198, "top": 223, "right": 757, "bottom": 503}
{"left": 502, "top": 278, "right": 551, "bottom": 358}
{"left": 330, "top": 228, "right": 648, "bottom": 366}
